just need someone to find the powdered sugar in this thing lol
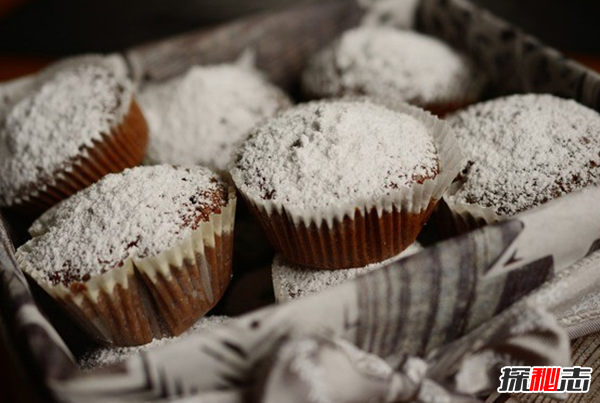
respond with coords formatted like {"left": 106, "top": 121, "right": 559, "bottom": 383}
{"left": 446, "top": 94, "right": 600, "bottom": 216}
{"left": 231, "top": 100, "right": 438, "bottom": 210}
{"left": 0, "top": 76, "right": 37, "bottom": 122}
{"left": 19, "top": 165, "right": 228, "bottom": 285}
{"left": 0, "top": 62, "right": 133, "bottom": 206}
{"left": 37, "top": 53, "right": 129, "bottom": 85}
{"left": 272, "top": 242, "right": 422, "bottom": 301}
{"left": 79, "top": 315, "right": 230, "bottom": 370}
{"left": 302, "top": 26, "right": 483, "bottom": 106}
{"left": 139, "top": 64, "right": 290, "bottom": 171}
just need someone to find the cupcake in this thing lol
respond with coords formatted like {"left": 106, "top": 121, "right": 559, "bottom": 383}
{"left": 272, "top": 242, "right": 422, "bottom": 302}
{"left": 139, "top": 63, "right": 291, "bottom": 172}
{"left": 0, "top": 58, "right": 148, "bottom": 220}
{"left": 17, "top": 166, "right": 236, "bottom": 346}
{"left": 439, "top": 94, "right": 600, "bottom": 235}
{"left": 231, "top": 99, "right": 461, "bottom": 269}
{"left": 301, "top": 26, "right": 486, "bottom": 116}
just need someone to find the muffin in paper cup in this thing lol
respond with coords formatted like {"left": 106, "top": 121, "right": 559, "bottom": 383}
{"left": 17, "top": 166, "right": 236, "bottom": 346}
{"left": 230, "top": 99, "right": 463, "bottom": 270}
{"left": 430, "top": 94, "right": 600, "bottom": 240}
{"left": 0, "top": 55, "right": 148, "bottom": 221}
{"left": 301, "top": 26, "right": 488, "bottom": 117}
{"left": 138, "top": 61, "right": 292, "bottom": 172}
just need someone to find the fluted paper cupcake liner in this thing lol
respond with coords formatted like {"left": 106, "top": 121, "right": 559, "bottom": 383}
{"left": 247, "top": 200, "right": 436, "bottom": 269}
{"left": 17, "top": 189, "right": 236, "bottom": 347}
{"left": 425, "top": 196, "right": 502, "bottom": 241}
{"left": 7, "top": 99, "right": 148, "bottom": 220}
{"left": 134, "top": 194, "right": 235, "bottom": 336}
{"left": 234, "top": 103, "right": 463, "bottom": 269}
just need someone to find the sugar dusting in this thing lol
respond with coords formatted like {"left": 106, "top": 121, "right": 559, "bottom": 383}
{"left": 79, "top": 316, "right": 230, "bottom": 370}
{"left": 446, "top": 94, "right": 600, "bottom": 216}
{"left": 139, "top": 64, "right": 290, "bottom": 171}
{"left": 0, "top": 62, "right": 132, "bottom": 205}
{"left": 19, "top": 165, "right": 227, "bottom": 286}
{"left": 272, "top": 242, "right": 423, "bottom": 301}
{"left": 0, "top": 76, "right": 36, "bottom": 122}
{"left": 232, "top": 100, "right": 438, "bottom": 210}
{"left": 302, "top": 26, "right": 482, "bottom": 106}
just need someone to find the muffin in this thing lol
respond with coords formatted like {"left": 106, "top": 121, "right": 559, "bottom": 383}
{"left": 17, "top": 166, "right": 236, "bottom": 346}
{"left": 0, "top": 58, "right": 148, "bottom": 220}
{"left": 302, "top": 26, "right": 486, "bottom": 116}
{"left": 139, "top": 63, "right": 291, "bottom": 172}
{"left": 439, "top": 94, "right": 600, "bottom": 235}
{"left": 272, "top": 242, "right": 422, "bottom": 302}
{"left": 231, "top": 99, "right": 461, "bottom": 269}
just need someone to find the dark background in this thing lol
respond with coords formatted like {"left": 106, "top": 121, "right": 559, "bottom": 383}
{"left": 0, "top": 0, "right": 600, "bottom": 80}
{"left": 1, "top": 0, "right": 599, "bottom": 54}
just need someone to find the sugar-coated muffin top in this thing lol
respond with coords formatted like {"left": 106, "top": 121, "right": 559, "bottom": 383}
{"left": 446, "top": 94, "right": 600, "bottom": 216}
{"left": 231, "top": 99, "right": 439, "bottom": 211}
{"left": 18, "top": 166, "right": 229, "bottom": 286}
{"left": 139, "top": 64, "right": 291, "bottom": 171}
{"left": 302, "top": 26, "right": 484, "bottom": 107}
{"left": 0, "top": 61, "right": 133, "bottom": 206}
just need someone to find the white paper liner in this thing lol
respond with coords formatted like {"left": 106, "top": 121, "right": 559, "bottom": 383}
{"left": 16, "top": 187, "right": 236, "bottom": 346}
{"left": 433, "top": 171, "right": 506, "bottom": 237}
{"left": 440, "top": 196, "right": 502, "bottom": 235}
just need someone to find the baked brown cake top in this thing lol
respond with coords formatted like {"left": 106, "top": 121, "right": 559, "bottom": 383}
{"left": 446, "top": 94, "right": 600, "bottom": 216}
{"left": 139, "top": 64, "right": 290, "bottom": 171}
{"left": 302, "top": 26, "right": 484, "bottom": 106}
{"left": 0, "top": 61, "right": 133, "bottom": 206}
{"left": 20, "top": 165, "right": 229, "bottom": 286}
{"left": 231, "top": 100, "right": 439, "bottom": 211}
